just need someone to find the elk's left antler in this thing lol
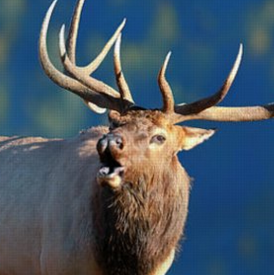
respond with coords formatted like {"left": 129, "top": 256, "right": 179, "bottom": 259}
{"left": 158, "top": 44, "right": 274, "bottom": 123}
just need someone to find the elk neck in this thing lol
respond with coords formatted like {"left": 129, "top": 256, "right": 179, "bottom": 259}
{"left": 92, "top": 156, "right": 190, "bottom": 275}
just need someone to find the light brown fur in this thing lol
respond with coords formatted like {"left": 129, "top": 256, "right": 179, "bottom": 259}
{"left": 0, "top": 109, "right": 211, "bottom": 275}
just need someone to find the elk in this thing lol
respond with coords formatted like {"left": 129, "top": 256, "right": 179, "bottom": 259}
{"left": 0, "top": 0, "right": 273, "bottom": 274}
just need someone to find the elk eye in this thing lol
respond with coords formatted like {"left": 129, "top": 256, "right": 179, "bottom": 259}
{"left": 150, "top": 135, "right": 166, "bottom": 145}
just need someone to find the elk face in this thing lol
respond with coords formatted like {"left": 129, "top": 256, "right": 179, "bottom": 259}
{"left": 96, "top": 110, "right": 216, "bottom": 189}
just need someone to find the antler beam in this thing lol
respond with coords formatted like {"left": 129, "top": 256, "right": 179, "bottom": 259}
{"left": 174, "top": 105, "right": 274, "bottom": 122}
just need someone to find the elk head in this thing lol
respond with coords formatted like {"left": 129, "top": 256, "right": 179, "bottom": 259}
{"left": 39, "top": 0, "right": 274, "bottom": 274}
{"left": 96, "top": 109, "right": 216, "bottom": 190}
{"left": 39, "top": 0, "right": 274, "bottom": 188}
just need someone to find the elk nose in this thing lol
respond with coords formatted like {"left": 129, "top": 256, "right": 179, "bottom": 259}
{"left": 97, "top": 134, "right": 123, "bottom": 155}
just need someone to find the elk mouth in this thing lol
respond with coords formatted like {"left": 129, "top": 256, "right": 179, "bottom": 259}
{"left": 97, "top": 150, "right": 125, "bottom": 189}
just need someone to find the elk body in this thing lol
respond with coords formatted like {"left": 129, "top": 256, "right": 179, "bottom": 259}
{"left": 0, "top": 0, "right": 273, "bottom": 275}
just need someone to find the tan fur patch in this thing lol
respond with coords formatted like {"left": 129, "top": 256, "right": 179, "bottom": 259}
{"left": 149, "top": 250, "right": 175, "bottom": 275}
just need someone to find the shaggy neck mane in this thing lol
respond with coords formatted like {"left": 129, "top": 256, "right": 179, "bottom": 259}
{"left": 92, "top": 159, "right": 188, "bottom": 275}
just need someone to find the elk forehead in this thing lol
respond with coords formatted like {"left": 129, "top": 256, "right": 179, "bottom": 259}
{"left": 109, "top": 109, "right": 172, "bottom": 133}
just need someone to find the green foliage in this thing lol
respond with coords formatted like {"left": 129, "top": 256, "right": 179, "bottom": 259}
{"left": 0, "top": 85, "right": 9, "bottom": 124}
{"left": 246, "top": 0, "right": 274, "bottom": 56}
{"left": 0, "top": 0, "right": 25, "bottom": 131}
{"left": 27, "top": 92, "right": 87, "bottom": 138}
{"left": 0, "top": 0, "right": 25, "bottom": 67}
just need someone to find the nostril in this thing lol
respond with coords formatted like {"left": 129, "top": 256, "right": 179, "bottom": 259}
{"left": 109, "top": 135, "right": 123, "bottom": 150}
{"left": 115, "top": 137, "right": 123, "bottom": 149}
{"left": 97, "top": 136, "right": 108, "bottom": 155}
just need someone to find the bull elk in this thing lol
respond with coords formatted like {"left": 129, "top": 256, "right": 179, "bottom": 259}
{"left": 0, "top": 0, "right": 273, "bottom": 274}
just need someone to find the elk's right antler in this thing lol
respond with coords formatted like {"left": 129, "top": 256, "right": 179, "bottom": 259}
{"left": 39, "top": 0, "right": 134, "bottom": 114}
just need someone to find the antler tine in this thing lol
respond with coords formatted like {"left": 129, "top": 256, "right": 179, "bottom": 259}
{"left": 114, "top": 33, "right": 134, "bottom": 103}
{"left": 60, "top": 21, "right": 107, "bottom": 114}
{"left": 65, "top": 0, "right": 127, "bottom": 113}
{"left": 67, "top": 0, "right": 85, "bottom": 64}
{"left": 40, "top": 0, "right": 128, "bottom": 113}
{"left": 175, "top": 44, "right": 243, "bottom": 118}
{"left": 82, "top": 19, "right": 126, "bottom": 75}
{"left": 66, "top": 0, "right": 126, "bottom": 76}
{"left": 60, "top": 24, "right": 137, "bottom": 113}
{"left": 171, "top": 43, "right": 274, "bottom": 123}
{"left": 39, "top": 0, "right": 95, "bottom": 99}
{"left": 158, "top": 52, "right": 175, "bottom": 114}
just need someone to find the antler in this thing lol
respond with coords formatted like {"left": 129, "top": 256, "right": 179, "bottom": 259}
{"left": 158, "top": 44, "right": 274, "bottom": 123}
{"left": 40, "top": 1, "right": 274, "bottom": 121}
{"left": 39, "top": 0, "right": 134, "bottom": 114}
{"left": 158, "top": 52, "right": 175, "bottom": 114}
{"left": 175, "top": 105, "right": 274, "bottom": 122}
{"left": 114, "top": 34, "right": 134, "bottom": 103}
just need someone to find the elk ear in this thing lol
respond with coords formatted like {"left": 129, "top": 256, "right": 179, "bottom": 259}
{"left": 180, "top": 127, "right": 216, "bottom": 151}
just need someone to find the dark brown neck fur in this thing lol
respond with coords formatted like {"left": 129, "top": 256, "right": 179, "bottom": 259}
{"left": 92, "top": 158, "right": 190, "bottom": 275}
